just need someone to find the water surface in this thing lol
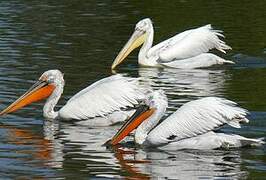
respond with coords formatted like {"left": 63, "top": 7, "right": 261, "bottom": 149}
{"left": 0, "top": 0, "right": 265, "bottom": 179}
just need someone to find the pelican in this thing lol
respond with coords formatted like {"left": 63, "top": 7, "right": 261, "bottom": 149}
{"left": 0, "top": 69, "right": 146, "bottom": 124}
{"left": 111, "top": 18, "right": 233, "bottom": 69}
{"left": 107, "top": 90, "right": 264, "bottom": 150}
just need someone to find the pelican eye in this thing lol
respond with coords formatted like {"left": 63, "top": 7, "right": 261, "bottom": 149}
{"left": 135, "top": 23, "right": 146, "bottom": 32}
{"left": 149, "top": 100, "right": 156, "bottom": 108}
{"left": 47, "top": 76, "right": 55, "bottom": 84}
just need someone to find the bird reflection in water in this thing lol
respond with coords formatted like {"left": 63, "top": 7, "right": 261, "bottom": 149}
{"left": 1, "top": 120, "right": 63, "bottom": 169}
{"left": 110, "top": 67, "right": 249, "bottom": 179}
{"left": 0, "top": 115, "right": 249, "bottom": 179}
{"left": 108, "top": 143, "right": 248, "bottom": 179}
{"left": 110, "top": 145, "right": 151, "bottom": 179}
{"left": 113, "top": 67, "right": 229, "bottom": 113}
{"left": 138, "top": 67, "right": 227, "bottom": 97}
{"left": 0, "top": 66, "right": 246, "bottom": 179}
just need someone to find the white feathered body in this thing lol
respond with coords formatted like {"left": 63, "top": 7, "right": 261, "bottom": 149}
{"left": 139, "top": 23, "right": 233, "bottom": 69}
{"left": 134, "top": 91, "right": 264, "bottom": 150}
{"left": 58, "top": 75, "right": 144, "bottom": 123}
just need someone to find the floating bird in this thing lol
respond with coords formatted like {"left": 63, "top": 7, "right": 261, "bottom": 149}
{"left": 108, "top": 90, "right": 264, "bottom": 150}
{"left": 0, "top": 70, "right": 145, "bottom": 123}
{"left": 111, "top": 18, "right": 233, "bottom": 69}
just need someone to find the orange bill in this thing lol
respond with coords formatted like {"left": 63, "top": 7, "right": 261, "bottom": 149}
{"left": 107, "top": 105, "right": 155, "bottom": 146}
{"left": 0, "top": 80, "right": 55, "bottom": 116}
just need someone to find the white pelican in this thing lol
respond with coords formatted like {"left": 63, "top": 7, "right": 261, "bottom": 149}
{"left": 107, "top": 90, "right": 264, "bottom": 150}
{"left": 0, "top": 69, "right": 145, "bottom": 124}
{"left": 111, "top": 18, "right": 233, "bottom": 69}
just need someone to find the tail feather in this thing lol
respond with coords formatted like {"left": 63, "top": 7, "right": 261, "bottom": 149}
{"left": 209, "top": 27, "right": 232, "bottom": 53}
{"left": 216, "top": 56, "right": 235, "bottom": 65}
{"left": 240, "top": 137, "right": 265, "bottom": 147}
{"left": 222, "top": 60, "right": 235, "bottom": 64}
{"left": 217, "top": 133, "right": 265, "bottom": 148}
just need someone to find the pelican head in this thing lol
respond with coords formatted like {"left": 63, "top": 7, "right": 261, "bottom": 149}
{"left": 0, "top": 69, "right": 64, "bottom": 116}
{"left": 107, "top": 90, "right": 167, "bottom": 145}
{"left": 111, "top": 18, "right": 153, "bottom": 69}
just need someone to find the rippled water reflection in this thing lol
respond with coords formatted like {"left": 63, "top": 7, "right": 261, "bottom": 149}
{"left": 0, "top": 0, "right": 266, "bottom": 179}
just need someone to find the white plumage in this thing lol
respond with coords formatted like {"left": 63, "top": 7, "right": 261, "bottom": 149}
{"left": 159, "top": 131, "right": 263, "bottom": 150}
{"left": 59, "top": 74, "right": 144, "bottom": 120}
{"left": 114, "top": 90, "right": 264, "bottom": 150}
{"left": 112, "top": 18, "right": 233, "bottom": 69}
{"left": 146, "top": 97, "right": 249, "bottom": 146}
{"left": 0, "top": 69, "right": 147, "bottom": 124}
{"left": 149, "top": 24, "right": 231, "bottom": 62}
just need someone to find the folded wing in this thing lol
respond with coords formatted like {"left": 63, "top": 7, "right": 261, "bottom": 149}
{"left": 147, "top": 25, "right": 231, "bottom": 63}
{"left": 59, "top": 75, "right": 145, "bottom": 120}
{"left": 146, "top": 97, "right": 249, "bottom": 146}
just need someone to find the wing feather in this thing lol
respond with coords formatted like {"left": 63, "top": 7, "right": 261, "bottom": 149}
{"left": 59, "top": 74, "right": 145, "bottom": 120}
{"left": 146, "top": 97, "right": 249, "bottom": 146}
{"left": 147, "top": 29, "right": 193, "bottom": 58}
{"left": 147, "top": 24, "right": 231, "bottom": 63}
